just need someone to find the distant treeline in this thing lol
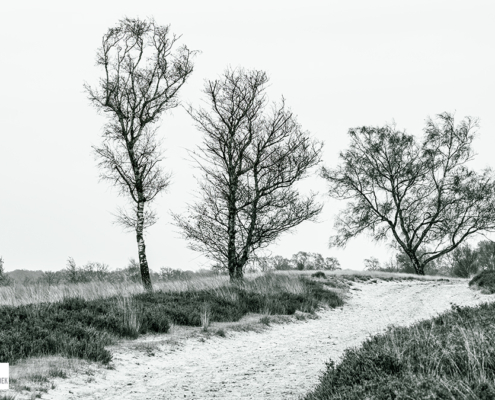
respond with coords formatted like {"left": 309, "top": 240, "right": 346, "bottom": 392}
{"left": 0, "top": 258, "right": 214, "bottom": 286}
{"left": 0, "top": 251, "right": 341, "bottom": 286}
{"left": 214, "top": 251, "right": 341, "bottom": 274}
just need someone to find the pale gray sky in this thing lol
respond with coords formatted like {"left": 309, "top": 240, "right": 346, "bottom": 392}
{"left": 1, "top": 0, "right": 494, "bottom": 272}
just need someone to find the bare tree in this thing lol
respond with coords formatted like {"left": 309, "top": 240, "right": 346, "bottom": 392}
{"left": 84, "top": 18, "right": 196, "bottom": 290}
{"left": 322, "top": 112, "right": 495, "bottom": 275}
{"left": 173, "top": 68, "right": 322, "bottom": 281}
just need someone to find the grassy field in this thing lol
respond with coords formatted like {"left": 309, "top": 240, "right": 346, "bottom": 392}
{"left": 303, "top": 270, "right": 495, "bottom": 400}
{"left": 0, "top": 275, "right": 233, "bottom": 307}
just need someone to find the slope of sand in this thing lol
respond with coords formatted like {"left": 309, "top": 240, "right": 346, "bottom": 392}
{"left": 41, "top": 279, "right": 494, "bottom": 400}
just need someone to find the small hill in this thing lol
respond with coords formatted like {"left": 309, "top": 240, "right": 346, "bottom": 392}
{"left": 7, "top": 269, "right": 45, "bottom": 283}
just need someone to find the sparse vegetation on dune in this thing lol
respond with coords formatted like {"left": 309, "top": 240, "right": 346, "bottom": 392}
{"left": 303, "top": 270, "right": 495, "bottom": 400}
{"left": 0, "top": 272, "right": 344, "bottom": 367}
{"left": 304, "top": 302, "right": 495, "bottom": 399}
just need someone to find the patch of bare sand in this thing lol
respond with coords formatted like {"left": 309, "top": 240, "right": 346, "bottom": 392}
{"left": 39, "top": 280, "right": 495, "bottom": 400}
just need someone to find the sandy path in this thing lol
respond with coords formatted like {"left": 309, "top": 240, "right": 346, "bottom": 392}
{"left": 42, "top": 279, "right": 495, "bottom": 400}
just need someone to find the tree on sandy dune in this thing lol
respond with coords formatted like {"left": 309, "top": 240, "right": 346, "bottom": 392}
{"left": 84, "top": 17, "right": 197, "bottom": 291}
{"left": 173, "top": 68, "right": 323, "bottom": 281}
{"left": 322, "top": 112, "right": 495, "bottom": 275}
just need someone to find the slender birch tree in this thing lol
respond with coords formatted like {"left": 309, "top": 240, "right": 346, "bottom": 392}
{"left": 173, "top": 68, "right": 322, "bottom": 281}
{"left": 85, "top": 17, "right": 196, "bottom": 291}
{"left": 322, "top": 113, "right": 495, "bottom": 275}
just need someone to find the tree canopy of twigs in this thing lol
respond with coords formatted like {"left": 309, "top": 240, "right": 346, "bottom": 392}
{"left": 173, "top": 68, "right": 323, "bottom": 281}
{"left": 84, "top": 17, "right": 197, "bottom": 291}
{"left": 322, "top": 112, "right": 495, "bottom": 275}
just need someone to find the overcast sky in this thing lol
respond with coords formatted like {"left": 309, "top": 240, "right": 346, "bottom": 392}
{"left": 1, "top": 0, "right": 494, "bottom": 273}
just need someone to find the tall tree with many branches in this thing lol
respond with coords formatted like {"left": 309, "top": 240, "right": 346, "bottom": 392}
{"left": 84, "top": 17, "right": 196, "bottom": 290}
{"left": 173, "top": 68, "right": 322, "bottom": 281}
{"left": 322, "top": 112, "right": 495, "bottom": 275}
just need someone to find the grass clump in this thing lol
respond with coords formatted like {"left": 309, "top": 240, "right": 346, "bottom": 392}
{"left": 200, "top": 302, "right": 211, "bottom": 332}
{"left": 0, "top": 395, "right": 17, "bottom": 400}
{"left": 469, "top": 270, "right": 495, "bottom": 294}
{"left": 304, "top": 301, "right": 495, "bottom": 400}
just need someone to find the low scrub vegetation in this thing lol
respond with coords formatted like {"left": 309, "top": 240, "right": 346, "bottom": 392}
{"left": 3, "top": 257, "right": 215, "bottom": 287}
{"left": 304, "top": 300, "right": 495, "bottom": 399}
{"left": 0, "top": 273, "right": 343, "bottom": 366}
{"left": 469, "top": 270, "right": 495, "bottom": 294}
{"left": 362, "top": 239, "right": 495, "bottom": 278}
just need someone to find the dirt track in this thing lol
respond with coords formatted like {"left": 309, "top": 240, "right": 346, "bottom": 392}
{"left": 42, "top": 279, "right": 495, "bottom": 400}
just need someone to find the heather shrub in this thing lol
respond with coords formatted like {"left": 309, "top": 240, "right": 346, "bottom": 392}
{"left": 304, "top": 302, "right": 495, "bottom": 399}
{"left": 469, "top": 270, "right": 495, "bottom": 293}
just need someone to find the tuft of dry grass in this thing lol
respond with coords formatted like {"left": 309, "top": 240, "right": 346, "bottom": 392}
{"left": 200, "top": 302, "right": 211, "bottom": 332}
{"left": 115, "top": 295, "right": 142, "bottom": 337}
{"left": 0, "top": 394, "right": 17, "bottom": 400}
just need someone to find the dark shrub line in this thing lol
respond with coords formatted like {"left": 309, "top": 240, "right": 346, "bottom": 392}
{"left": 469, "top": 270, "right": 495, "bottom": 294}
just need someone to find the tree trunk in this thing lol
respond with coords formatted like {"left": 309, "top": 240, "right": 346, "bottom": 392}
{"left": 405, "top": 250, "right": 426, "bottom": 276}
{"left": 136, "top": 201, "right": 153, "bottom": 291}
{"left": 412, "top": 258, "right": 425, "bottom": 275}
{"left": 227, "top": 195, "right": 238, "bottom": 283}
{"left": 228, "top": 265, "right": 236, "bottom": 281}
{"left": 228, "top": 260, "right": 244, "bottom": 283}
{"left": 234, "top": 263, "right": 244, "bottom": 281}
